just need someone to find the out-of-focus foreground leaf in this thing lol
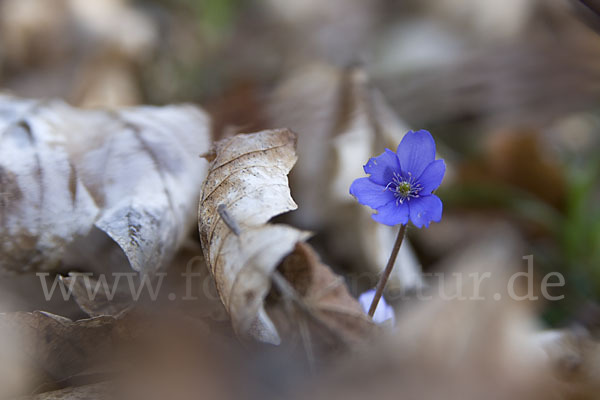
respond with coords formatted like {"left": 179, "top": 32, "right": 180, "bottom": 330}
{"left": 18, "top": 383, "right": 113, "bottom": 400}
{"left": 297, "top": 228, "right": 600, "bottom": 400}
{"left": 0, "top": 311, "right": 127, "bottom": 398}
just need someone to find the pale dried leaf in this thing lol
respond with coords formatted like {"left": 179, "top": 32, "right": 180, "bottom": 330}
{"left": 0, "top": 98, "right": 99, "bottom": 272}
{"left": 199, "top": 129, "right": 309, "bottom": 343}
{"left": 0, "top": 95, "right": 211, "bottom": 274}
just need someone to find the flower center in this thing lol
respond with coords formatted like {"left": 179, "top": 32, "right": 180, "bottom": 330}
{"left": 385, "top": 172, "right": 422, "bottom": 205}
{"left": 396, "top": 181, "right": 412, "bottom": 197}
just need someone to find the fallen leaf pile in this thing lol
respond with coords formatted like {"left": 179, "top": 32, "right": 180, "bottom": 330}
{"left": 1, "top": 2, "right": 600, "bottom": 394}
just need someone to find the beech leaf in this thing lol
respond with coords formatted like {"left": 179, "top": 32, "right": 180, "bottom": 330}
{"left": 0, "top": 95, "right": 211, "bottom": 274}
{"left": 199, "top": 129, "right": 308, "bottom": 343}
{"left": 198, "top": 129, "right": 373, "bottom": 345}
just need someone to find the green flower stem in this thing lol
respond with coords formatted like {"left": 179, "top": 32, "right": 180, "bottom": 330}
{"left": 368, "top": 224, "right": 407, "bottom": 317}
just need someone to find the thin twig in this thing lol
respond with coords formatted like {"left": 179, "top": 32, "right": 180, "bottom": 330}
{"left": 368, "top": 224, "right": 407, "bottom": 317}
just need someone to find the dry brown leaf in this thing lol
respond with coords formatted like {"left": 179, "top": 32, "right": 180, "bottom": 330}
{"left": 18, "top": 382, "right": 113, "bottom": 400}
{"left": 270, "top": 242, "right": 375, "bottom": 350}
{"left": 59, "top": 273, "right": 134, "bottom": 318}
{"left": 483, "top": 128, "right": 565, "bottom": 208}
{"left": 61, "top": 241, "right": 228, "bottom": 321}
{"left": 539, "top": 329, "right": 600, "bottom": 400}
{"left": 0, "top": 95, "right": 211, "bottom": 274}
{"left": 0, "top": 311, "right": 130, "bottom": 393}
{"left": 3, "top": 309, "right": 239, "bottom": 400}
{"left": 198, "top": 129, "right": 373, "bottom": 345}
{"left": 268, "top": 64, "right": 423, "bottom": 293}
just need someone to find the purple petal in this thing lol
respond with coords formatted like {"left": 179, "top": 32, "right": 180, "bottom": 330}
{"left": 371, "top": 201, "right": 409, "bottom": 226}
{"left": 417, "top": 159, "right": 446, "bottom": 195}
{"left": 350, "top": 177, "right": 395, "bottom": 209}
{"left": 363, "top": 148, "right": 400, "bottom": 186}
{"left": 358, "top": 289, "right": 395, "bottom": 325}
{"left": 408, "top": 195, "right": 443, "bottom": 228}
{"left": 397, "top": 130, "right": 436, "bottom": 179}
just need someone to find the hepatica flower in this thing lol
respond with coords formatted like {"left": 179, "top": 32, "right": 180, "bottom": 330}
{"left": 350, "top": 130, "right": 445, "bottom": 228}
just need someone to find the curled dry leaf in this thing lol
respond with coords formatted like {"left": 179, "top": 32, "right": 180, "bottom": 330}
{"left": 198, "top": 129, "right": 373, "bottom": 345}
{"left": 268, "top": 64, "right": 423, "bottom": 293}
{"left": 0, "top": 95, "right": 211, "bottom": 274}
{"left": 270, "top": 242, "right": 375, "bottom": 350}
{"left": 199, "top": 129, "right": 308, "bottom": 344}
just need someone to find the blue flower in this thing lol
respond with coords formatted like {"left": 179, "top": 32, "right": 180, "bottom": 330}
{"left": 349, "top": 130, "right": 445, "bottom": 228}
{"left": 358, "top": 289, "right": 395, "bottom": 325}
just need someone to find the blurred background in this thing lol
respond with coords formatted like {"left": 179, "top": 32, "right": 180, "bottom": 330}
{"left": 6, "top": 0, "right": 596, "bottom": 326}
{"left": 1, "top": 0, "right": 599, "bottom": 325}
{"left": 1, "top": 0, "right": 600, "bottom": 399}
